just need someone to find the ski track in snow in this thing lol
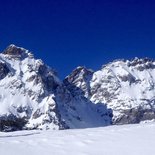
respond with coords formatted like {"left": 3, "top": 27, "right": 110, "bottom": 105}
{"left": 0, "top": 123, "right": 155, "bottom": 155}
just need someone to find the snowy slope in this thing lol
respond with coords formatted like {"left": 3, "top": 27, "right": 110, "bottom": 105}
{"left": 0, "top": 122, "right": 155, "bottom": 155}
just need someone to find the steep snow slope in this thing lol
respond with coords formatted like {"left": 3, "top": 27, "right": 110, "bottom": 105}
{"left": 62, "top": 66, "right": 112, "bottom": 128}
{"left": 65, "top": 58, "right": 155, "bottom": 124}
{"left": 0, "top": 122, "right": 155, "bottom": 155}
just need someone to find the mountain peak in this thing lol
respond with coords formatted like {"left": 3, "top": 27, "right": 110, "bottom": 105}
{"left": 67, "top": 66, "right": 94, "bottom": 78}
{"left": 3, "top": 44, "right": 33, "bottom": 59}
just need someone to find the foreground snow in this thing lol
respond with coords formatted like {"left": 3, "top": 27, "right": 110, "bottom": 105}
{"left": 0, "top": 123, "right": 155, "bottom": 155}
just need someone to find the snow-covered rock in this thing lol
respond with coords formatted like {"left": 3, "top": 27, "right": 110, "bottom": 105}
{"left": 0, "top": 44, "right": 63, "bottom": 131}
{"left": 65, "top": 58, "right": 155, "bottom": 125}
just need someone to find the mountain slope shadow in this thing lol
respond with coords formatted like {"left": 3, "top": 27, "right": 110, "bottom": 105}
{"left": 56, "top": 77, "right": 113, "bottom": 129}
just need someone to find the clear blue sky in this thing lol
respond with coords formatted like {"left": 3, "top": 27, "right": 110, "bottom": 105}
{"left": 0, "top": 0, "right": 155, "bottom": 78}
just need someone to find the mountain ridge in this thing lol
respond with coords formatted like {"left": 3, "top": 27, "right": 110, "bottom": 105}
{"left": 0, "top": 44, "right": 155, "bottom": 131}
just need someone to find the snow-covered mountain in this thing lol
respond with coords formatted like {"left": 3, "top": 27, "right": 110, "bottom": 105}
{"left": 66, "top": 58, "right": 155, "bottom": 125}
{"left": 0, "top": 44, "right": 155, "bottom": 131}
{"left": 0, "top": 44, "right": 112, "bottom": 131}
{"left": 0, "top": 44, "right": 65, "bottom": 131}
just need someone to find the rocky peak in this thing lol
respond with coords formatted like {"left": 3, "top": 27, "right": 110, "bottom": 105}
{"left": 65, "top": 66, "right": 93, "bottom": 82}
{"left": 64, "top": 66, "right": 94, "bottom": 98}
{"left": 3, "top": 44, "right": 33, "bottom": 59}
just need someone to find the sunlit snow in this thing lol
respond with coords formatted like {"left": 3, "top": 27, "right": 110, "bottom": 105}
{"left": 0, "top": 123, "right": 155, "bottom": 155}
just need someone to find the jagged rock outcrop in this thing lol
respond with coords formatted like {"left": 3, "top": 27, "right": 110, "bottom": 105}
{"left": 64, "top": 66, "right": 94, "bottom": 97}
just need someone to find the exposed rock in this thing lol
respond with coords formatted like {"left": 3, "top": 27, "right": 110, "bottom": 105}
{"left": 3, "top": 44, "right": 33, "bottom": 59}
{"left": 0, "top": 115, "right": 27, "bottom": 132}
{"left": 118, "top": 73, "right": 136, "bottom": 84}
{"left": 0, "top": 62, "right": 9, "bottom": 80}
{"left": 114, "top": 108, "right": 155, "bottom": 124}
{"left": 64, "top": 66, "right": 94, "bottom": 98}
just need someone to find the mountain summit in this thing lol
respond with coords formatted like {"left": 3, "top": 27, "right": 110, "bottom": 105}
{"left": 3, "top": 44, "right": 33, "bottom": 59}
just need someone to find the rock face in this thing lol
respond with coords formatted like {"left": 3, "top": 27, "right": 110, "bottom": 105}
{"left": 0, "top": 62, "right": 10, "bottom": 80}
{"left": 3, "top": 44, "right": 32, "bottom": 59}
{"left": 0, "top": 44, "right": 155, "bottom": 131}
{"left": 65, "top": 58, "right": 155, "bottom": 125}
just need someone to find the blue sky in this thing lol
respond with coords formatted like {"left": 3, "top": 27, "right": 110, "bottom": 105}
{"left": 0, "top": 0, "right": 155, "bottom": 78}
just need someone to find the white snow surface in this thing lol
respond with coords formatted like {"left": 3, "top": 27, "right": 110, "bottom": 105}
{"left": 0, "top": 122, "right": 155, "bottom": 155}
